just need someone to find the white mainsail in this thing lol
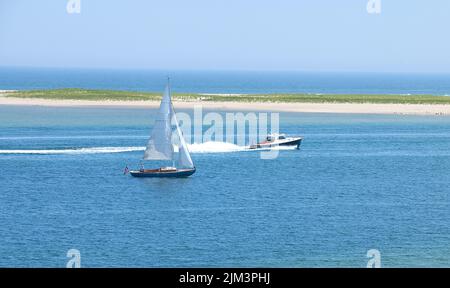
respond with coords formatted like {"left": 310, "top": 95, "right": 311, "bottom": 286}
{"left": 143, "top": 85, "right": 174, "bottom": 160}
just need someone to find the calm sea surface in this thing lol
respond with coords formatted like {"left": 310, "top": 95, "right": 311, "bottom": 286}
{"left": 0, "top": 105, "right": 449, "bottom": 267}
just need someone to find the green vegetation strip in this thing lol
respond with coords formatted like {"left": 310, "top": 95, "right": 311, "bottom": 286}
{"left": 4, "top": 88, "right": 450, "bottom": 104}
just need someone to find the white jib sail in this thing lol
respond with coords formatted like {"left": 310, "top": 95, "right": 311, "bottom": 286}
{"left": 172, "top": 105, "right": 194, "bottom": 168}
{"left": 143, "top": 85, "right": 174, "bottom": 160}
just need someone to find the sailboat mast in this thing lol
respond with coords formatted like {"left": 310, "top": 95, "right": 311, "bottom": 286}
{"left": 167, "top": 76, "right": 171, "bottom": 96}
{"left": 168, "top": 76, "right": 174, "bottom": 168}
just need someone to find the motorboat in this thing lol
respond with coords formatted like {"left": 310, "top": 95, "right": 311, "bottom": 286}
{"left": 249, "top": 133, "right": 302, "bottom": 150}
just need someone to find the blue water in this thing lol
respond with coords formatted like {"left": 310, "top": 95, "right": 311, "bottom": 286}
{"left": 1, "top": 67, "right": 450, "bottom": 95}
{"left": 0, "top": 105, "right": 449, "bottom": 267}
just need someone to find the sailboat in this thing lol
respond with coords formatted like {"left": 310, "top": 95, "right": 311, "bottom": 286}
{"left": 129, "top": 81, "right": 196, "bottom": 178}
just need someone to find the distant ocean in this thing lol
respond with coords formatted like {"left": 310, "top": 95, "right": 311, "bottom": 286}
{"left": 1, "top": 67, "right": 450, "bottom": 95}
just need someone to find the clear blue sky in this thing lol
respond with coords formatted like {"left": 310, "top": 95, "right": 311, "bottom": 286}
{"left": 0, "top": 0, "right": 449, "bottom": 72}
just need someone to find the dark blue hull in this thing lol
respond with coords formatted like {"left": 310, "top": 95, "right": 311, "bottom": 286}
{"left": 130, "top": 168, "right": 196, "bottom": 178}
{"left": 250, "top": 138, "right": 302, "bottom": 150}
{"left": 280, "top": 138, "right": 302, "bottom": 149}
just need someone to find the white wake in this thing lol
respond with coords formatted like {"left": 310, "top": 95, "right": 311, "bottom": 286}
{"left": 0, "top": 147, "right": 145, "bottom": 155}
{"left": 0, "top": 141, "right": 297, "bottom": 155}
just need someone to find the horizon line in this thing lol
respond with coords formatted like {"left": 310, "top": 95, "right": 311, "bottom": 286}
{"left": 1, "top": 65, "right": 450, "bottom": 75}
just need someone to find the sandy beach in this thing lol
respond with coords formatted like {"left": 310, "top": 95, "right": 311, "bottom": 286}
{"left": 1, "top": 94, "right": 450, "bottom": 115}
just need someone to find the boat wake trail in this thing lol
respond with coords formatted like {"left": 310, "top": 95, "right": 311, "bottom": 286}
{"left": 0, "top": 147, "right": 145, "bottom": 155}
{"left": 0, "top": 142, "right": 297, "bottom": 155}
{"left": 185, "top": 142, "right": 297, "bottom": 153}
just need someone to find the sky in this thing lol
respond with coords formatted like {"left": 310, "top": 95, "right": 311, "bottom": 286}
{"left": 0, "top": 0, "right": 449, "bottom": 72}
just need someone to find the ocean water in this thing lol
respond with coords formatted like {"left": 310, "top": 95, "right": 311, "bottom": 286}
{"left": 1, "top": 67, "right": 450, "bottom": 95}
{"left": 0, "top": 105, "right": 449, "bottom": 267}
